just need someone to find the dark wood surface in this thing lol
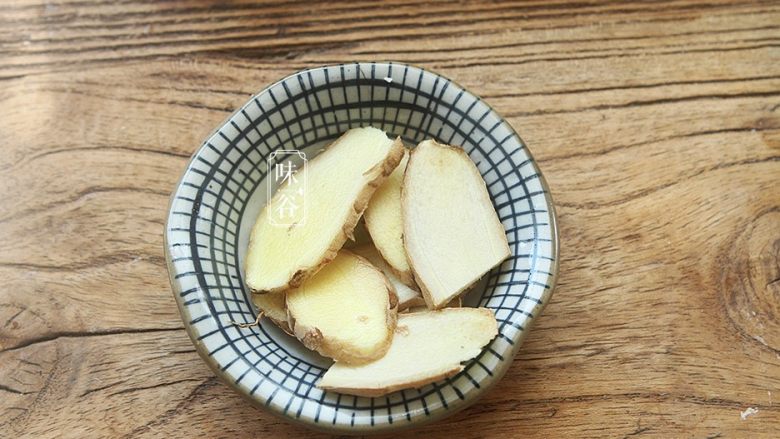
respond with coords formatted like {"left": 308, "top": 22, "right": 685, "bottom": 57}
{"left": 1, "top": 1, "right": 778, "bottom": 437}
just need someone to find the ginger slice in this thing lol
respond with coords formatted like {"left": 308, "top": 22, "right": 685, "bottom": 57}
{"left": 251, "top": 292, "right": 292, "bottom": 335}
{"left": 363, "top": 149, "right": 415, "bottom": 286}
{"left": 245, "top": 127, "right": 404, "bottom": 293}
{"left": 286, "top": 250, "right": 398, "bottom": 364}
{"left": 318, "top": 308, "right": 498, "bottom": 396}
{"left": 351, "top": 244, "right": 424, "bottom": 311}
{"left": 402, "top": 140, "right": 510, "bottom": 309}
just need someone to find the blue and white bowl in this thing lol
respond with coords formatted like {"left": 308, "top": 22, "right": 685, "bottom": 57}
{"left": 165, "top": 62, "right": 559, "bottom": 433}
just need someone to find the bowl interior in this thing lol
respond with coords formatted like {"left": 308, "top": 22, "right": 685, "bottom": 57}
{"left": 166, "top": 62, "right": 557, "bottom": 431}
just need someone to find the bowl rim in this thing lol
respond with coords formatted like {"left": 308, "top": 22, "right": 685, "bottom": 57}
{"left": 164, "top": 61, "right": 559, "bottom": 433}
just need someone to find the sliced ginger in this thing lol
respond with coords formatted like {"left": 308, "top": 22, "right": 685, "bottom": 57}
{"left": 286, "top": 250, "right": 398, "bottom": 364}
{"left": 243, "top": 129, "right": 507, "bottom": 396}
{"left": 363, "top": 149, "right": 415, "bottom": 286}
{"left": 351, "top": 244, "right": 424, "bottom": 311}
{"left": 318, "top": 308, "right": 498, "bottom": 396}
{"left": 245, "top": 127, "right": 404, "bottom": 293}
{"left": 402, "top": 140, "right": 510, "bottom": 309}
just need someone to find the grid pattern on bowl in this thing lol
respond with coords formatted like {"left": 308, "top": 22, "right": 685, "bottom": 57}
{"left": 166, "top": 63, "right": 556, "bottom": 430}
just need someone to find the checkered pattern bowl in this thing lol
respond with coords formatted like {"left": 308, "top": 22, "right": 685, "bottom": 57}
{"left": 165, "top": 62, "right": 558, "bottom": 433}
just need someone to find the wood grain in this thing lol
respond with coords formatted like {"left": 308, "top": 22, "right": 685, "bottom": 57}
{"left": 1, "top": 0, "right": 778, "bottom": 437}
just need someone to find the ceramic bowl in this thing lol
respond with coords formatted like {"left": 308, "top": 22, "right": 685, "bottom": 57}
{"left": 165, "top": 62, "right": 558, "bottom": 433}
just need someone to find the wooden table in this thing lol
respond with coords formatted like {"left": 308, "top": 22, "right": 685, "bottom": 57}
{"left": 2, "top": 1, "right": 778, "bottom": 437}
